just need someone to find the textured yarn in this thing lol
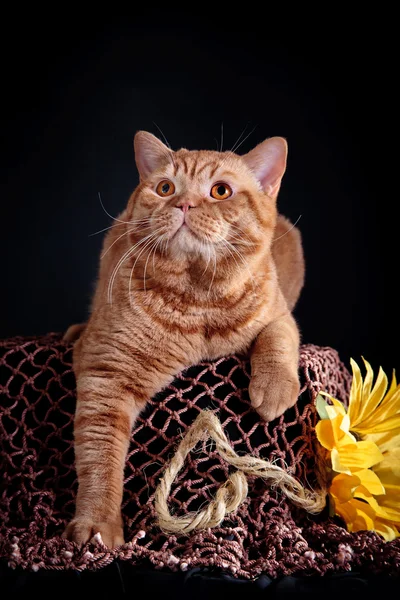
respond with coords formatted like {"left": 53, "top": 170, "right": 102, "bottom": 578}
{"left": 1, "top": 334, "right": 399, "bottom": 577}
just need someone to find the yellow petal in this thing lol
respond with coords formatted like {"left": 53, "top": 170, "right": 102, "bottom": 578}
{"left": 372, "top": 521, "right": 399, "bottom": 541}
{"left": 347, "top": 358, "right": 364, "bottom": 424}
{"left": 361, "top": 358, "right": 375, "bottom": 410}
{"left": 377, "top": 484, "right": 400, "bottom": 513}
{"left": 384, "top": 369, "right": 398, "bottom": 404}
{"left": 353, "top": 489, "right": 396, "bottom": 521}
{"left": 332, "top": 493, "right": 400, "bottom": 540}
{"left": 355, "top": 417, "right": 400, "bottom": 439}
{"left": 375, "top": 486, "right": 400, "bottom": 517}
{"left": 358, "top": 369, "right": 400, "bottom": 431}
{"left": 380, "top": 483, "right": 400, "bottom": 496}
{"left": 331, "top": 448, "right": 352, "bottom": 474}
{"left": 356, "top": 361, "right": 388, "bottom": 426}
{"left": 326, "top": 404, "right": 347, "bottom": 422}
{"left": 338, "top": 413, "right": 354, "bottom": 437}
{"left": 344, "top": 358, "right": 400, "bottom": 436}
{"left": 349, "top": 499, "right": 376, "bottom": 531}
{"left": 330, "top": 473, "right": 360, "bottom": 503}
{"left": 373, "top": 447, "right": 400, "bottom": 484}
{"left": 376, "top": 505, "right": 400, "bottom": 522}
{"left": 315, "top": 419, "right": 336, "bottom": 451}
{"left": 318, "top": 392, "right": 347, "bottom": 417}
{"left": 330, "top": 469, "right": 385, "bottom": 501}
{"left": 366, "top": 431, "right": 400, "bottom": 453}
{"left": 371, "top": 387, "right": 400, "bottom": 422}
{"left": 360, "top": 423, "right": 400, "bottom": 443}
{"left": 355, "top": 469, "right": 386, "bottom": 495}
{"left": 333, "top": 498, "right": 358, "bottom": 525}
{"left": 315, "top": 413, "right": 355, "bottom": 451}
{"left": 355, "top": 414, "right": 400, "bottom": 436}
{"left": 351, "top": 386, "right": 400, "bottom": 436}
{"left": 328, "top": 396, "right": 347, "bottom": 416}
{"left": 331, "top": 441, "right": 384, "bottom": 474}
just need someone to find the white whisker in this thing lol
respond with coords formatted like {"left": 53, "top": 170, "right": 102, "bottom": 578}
{"left": 101, "top": 228, "right": 134, "bottom": 259}
{"left": 218, "top": 124, "right": 248, "bottom": 169}
{"left": 108, "top": 230, "right": 163, "bottom": 305}
{"left": 231, "top": 125, "right": 257, "bottom": 155}
{"left": 152, "top": 122, "right": 177, "bottom": 169}
{"left": 208, "top": 243, "right": 217, "bottom": 298}
{"left": 89, "top": 223, "right": 122, "bottom": 237}
{"left": 226, "top": 223, "right": 258, "bottom": 248}
{"left": 230, "top": 124, "right": 249, "bottom": 154}
{"left": 216, "top": 235, "right": 241, "bottom": 270}
{"left": 218, "top": 123, "right": 257, "bottom": 170}
{"left": 89, "top": 217, "right": 153, "bottom": 237}
{"left": 214, "top": 233, "right": 256, "bottom": 292}
{"left": 162, "top": 234, "right": 169, "bottom": 258}
{"left": 152, "top": 121, "right": 172, "bottom": 149}
{"left": 201, "top": 239, "right": 212, "bottom": 277}
{"left": 199, "top": 232, "right": 217, "bottom": 297}
{"left": 226, "top": 231, "right": 254, "bottom": 247}
{"left": 143, "top": 235, "right": 164, "bottom": 292}
{"left": 128, "top": 228, "right": 165, "bottom": 306}
{"left": 273, "top": 215, "right": 302, "bottom": 243}
{"left": 97, "top": 192, "right": 135, "bottom": 225}
{"left": 152, "top": 234, "right": 165, "bottom": 277}
{"left": 108, "top": 245, "right": 138, "bottom": 306}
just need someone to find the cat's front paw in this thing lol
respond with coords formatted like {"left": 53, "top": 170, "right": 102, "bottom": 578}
{"left": 62, "top": 517, "right": 125, "bottom": 548}
{"left": 248, "top": 365, "right": 300, "bottom": 422}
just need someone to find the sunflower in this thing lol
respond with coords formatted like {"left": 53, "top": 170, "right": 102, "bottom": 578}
{"left": 315, "top": 358, "right": 400, "bottom": 541}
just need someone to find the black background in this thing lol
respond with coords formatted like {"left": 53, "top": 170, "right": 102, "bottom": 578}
{"left": 1, "top": 13, "right": 398, "bottom": 374}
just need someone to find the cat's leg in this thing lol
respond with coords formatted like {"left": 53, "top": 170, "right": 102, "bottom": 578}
{"left": 248, "top": 313, "right": 300, "bottom": 422}
{"left": 63, "top": 371, "right": 140, "bottom": 547}
{"left": 63, "top": 336, "right": 189, "bottom": 548}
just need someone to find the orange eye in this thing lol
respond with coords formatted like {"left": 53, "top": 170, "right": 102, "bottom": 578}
{"left": 210, "top": 182, "right": 232, "bottom": 200}
{"left": 156, "top": 179, "right": 176, "bottom": 197}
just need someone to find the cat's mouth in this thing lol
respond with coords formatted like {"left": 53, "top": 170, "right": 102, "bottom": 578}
{"left": 172, "top": 219, "right": 197, "bottom": 238}
{"left": 168, "top": 219, "right": 209, "bottom": 255}
{"left": 174, "top": 224, "right": 198, "bottom": 242}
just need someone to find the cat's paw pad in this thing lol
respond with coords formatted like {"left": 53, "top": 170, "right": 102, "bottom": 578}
{"left": 62, "top": 518, "right": 125, "bottom": 548}
{"left": 249, "top": 367, "right": 300, "bottom": 422}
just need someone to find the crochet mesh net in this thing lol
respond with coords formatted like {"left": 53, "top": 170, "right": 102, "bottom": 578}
{"left": 0, "top": 334, "right": 399, "bottom": 577}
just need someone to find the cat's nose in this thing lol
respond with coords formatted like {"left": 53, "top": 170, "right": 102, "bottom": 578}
{"left": 176, "top": 202, "right": 192, "bottom": 213}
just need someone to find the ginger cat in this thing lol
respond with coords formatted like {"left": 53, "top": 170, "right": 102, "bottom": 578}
{"left": 63, "top": 132, "right": 305, "bottom": 548}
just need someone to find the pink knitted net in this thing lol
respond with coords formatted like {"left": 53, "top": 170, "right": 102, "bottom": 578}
{"left": 0, "top": 334, "right": 399, "bottom": 577}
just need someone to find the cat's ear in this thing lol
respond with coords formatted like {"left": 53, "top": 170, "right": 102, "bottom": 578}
{"left": 134, "top": 131, "right": 172, "bottom": 180}
{"left": 242, "top": 137, "right": 288, "bottom": 198}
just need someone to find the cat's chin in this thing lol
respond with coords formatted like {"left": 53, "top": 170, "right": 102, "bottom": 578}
{"left": 169, "top": 225, "right": 208, "bottom": 257}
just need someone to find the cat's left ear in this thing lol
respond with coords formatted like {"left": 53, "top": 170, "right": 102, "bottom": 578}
{"left": 134, "top": 131, "right": 173, "bottom": 180}
{"left": 242, "top": 137, "right": 288, "bottom": 198}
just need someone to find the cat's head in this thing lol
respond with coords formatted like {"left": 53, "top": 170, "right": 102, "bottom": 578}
{"left": 128, "top": 131, "right": 288, "bottom": 261}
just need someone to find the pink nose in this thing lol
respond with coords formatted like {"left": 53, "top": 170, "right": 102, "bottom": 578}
{"left": 177, "top": 203, "right": 191, "bottom": 213}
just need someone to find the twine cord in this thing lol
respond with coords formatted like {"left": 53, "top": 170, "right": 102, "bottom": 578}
{"left": 154, "top": 411, "right": 327, "bottom": 534}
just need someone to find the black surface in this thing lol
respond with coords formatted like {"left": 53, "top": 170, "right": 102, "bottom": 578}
{"left": 1, "top": 561, "right": 399, "bottom": 599}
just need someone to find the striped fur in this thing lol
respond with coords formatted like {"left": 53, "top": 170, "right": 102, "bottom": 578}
{"left": 63, "top": 133, "right": 305, "bottom": 547}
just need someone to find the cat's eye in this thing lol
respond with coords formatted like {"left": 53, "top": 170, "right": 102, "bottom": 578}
{"left": 156, "top": 179, "right": 176, "bottom": 197}
{"left": 210, "top": 183, "right": 232, "bottom": 200}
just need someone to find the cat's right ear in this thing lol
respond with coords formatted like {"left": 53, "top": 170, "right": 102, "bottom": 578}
{"left": 134, "top": 131, "right": 172, "bottom": 180}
